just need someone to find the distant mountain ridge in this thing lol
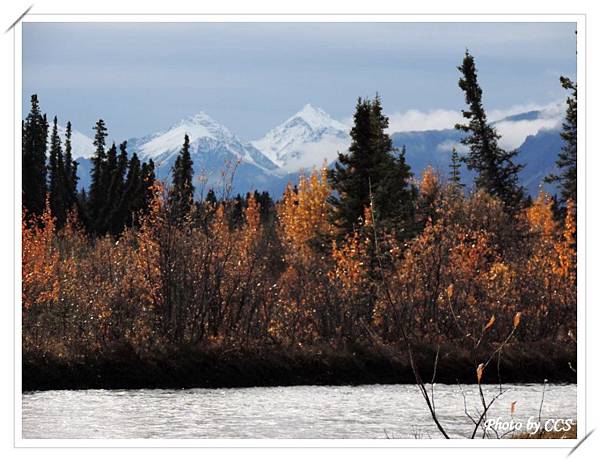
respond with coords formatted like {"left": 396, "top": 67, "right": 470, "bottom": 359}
{"left": 65, "top": 104, "right": 565, "bottom": 198}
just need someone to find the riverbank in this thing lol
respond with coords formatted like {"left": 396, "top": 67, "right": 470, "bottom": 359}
{"left": 22, "top": 341, "right": 576, "bottom": 391}
{"left": 513, "top": 423, "right": 577, "bottom": 439}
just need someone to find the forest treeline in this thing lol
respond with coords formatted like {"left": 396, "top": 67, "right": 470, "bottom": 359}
{"left": 22, "top": 52, "right": 577, "bottom": 366}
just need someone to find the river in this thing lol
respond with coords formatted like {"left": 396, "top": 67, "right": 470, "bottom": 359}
{"left": 22, "top": 383, "right": 576, "bottom": 439}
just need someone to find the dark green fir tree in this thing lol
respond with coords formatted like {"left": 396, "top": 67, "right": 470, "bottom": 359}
{"left": 63, "top": 121, "right": 79, "bottom": 213}
{"left": 449, "top": 147, "right": 464, "bottom": 189}
{"left": 88, "top": 119, "right": 109, "bottom": 231}
{"left": 22, "top": 94, "right": 49, "bottom": 218}
{"left": 169, "top": 134, "right": 195, "bottom": 221}
{"left": 48, "top": 116, "right": 68, "bottom": 227}
{"left": 329, "top": 95, "right": 416, "bottom": 239}
{"left": 545, "top": 76, "right": 577, "bottom": 211}
{"left": 455, "top": 51, "right": 524, "bottom": 210}
{"left": 140, "top": 159, "right": 156, "bottom": 213}
{"left": 206, "top": 188, "right": 218, "bottom": 205}
{"left": 115, "top": 152, "right": 142, "bottom": 230}
{"left": 102, "top": 141, "right": 129, "bottom": 234}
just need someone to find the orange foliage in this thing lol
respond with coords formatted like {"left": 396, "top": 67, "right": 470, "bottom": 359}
{"left": 278, "top": 167, "right": 333, "bottom": 261}
{"left": 22, "top": 200, "right": 59, "bottom": 309}
{"left": 21, "top": 177, "right": 577, "bottom": 358}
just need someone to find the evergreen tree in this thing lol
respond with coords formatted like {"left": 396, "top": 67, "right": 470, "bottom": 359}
{"left": 205, "top": 188, "right": 218, "bottom": 205}
{"left": 22, "top": 95, "right": 48, "bottom": 218}
{"left": 329, "top": 95, "right": 416, "bottom": 238}
{"left": 449, "top": 147, "right": 464, "bottom": 188}
{"left": 169, "top": 134, "right": 195, "bottom": 221}
{"left": 455, "top": 51, "right": 524, "bottom": 209}
{"left": 115, "top": 152, "right": 142, "bottom": 230}
{"left": 102, "top": 141, "right": 129, "bottom": 234}
{"left": 255, "top": 190, "right": 274, "bottom": 223}
{"left": 545, "top": 76, "right": 577, "bottom": 210}
{"left": 88, "top": 119, "right": 109, "bottom": 230}
{"left": 63, "top": 121, "right": 79, "bottom": 213}
{"left": 90, "top": 142, "right": 117, "bottom": 233}
{"left": 140, "top": 159, "right": 156, "bottom": 212}
{"left": 48, "top": 116, "right": 68, "bottom": 227}
{"left": 229, "top": 193, "right": 245, "bottom": 228}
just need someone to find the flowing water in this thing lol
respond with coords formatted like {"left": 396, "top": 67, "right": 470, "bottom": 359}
{"left": 22, "top": 383, "right": 576, "bottom": 439}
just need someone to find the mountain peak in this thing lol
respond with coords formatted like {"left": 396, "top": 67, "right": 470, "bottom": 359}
{"left": 176, "top": 111, "right": 216, "bottom": 127}
{"left": 168, "top": 111, "right": 235, "bottom": 140}
{"left": 134, "top": 111, "right": 241, "bottom": 161}
{"left": 127, "top": 111, "right": 276, "bottom": 173}
{"left": 251, "top": 104, "right": 350, "bottom": 172}
{"left": 290, "top": 104, "right": 348, "bottom": 132}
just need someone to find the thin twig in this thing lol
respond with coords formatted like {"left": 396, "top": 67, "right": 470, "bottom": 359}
{"left": 368, "top": 177, "right": 450, "bottom": 439}
{"left": 497, "top": 350, "right": 503, "bottom": 394}
{"left": 470, "top": 389, "right": 507, "bottom": 439}
{"left": 457, "top": 381, "right": 478, "bottom": 426}
{"left": 431, "top": 344, "right": 440, "bottom": 413}
{"left": 538, "top": 379, "right": 548, "bottom": 426}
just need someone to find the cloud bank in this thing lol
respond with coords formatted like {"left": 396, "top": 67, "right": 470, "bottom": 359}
{"left": 385, "top": 101, "right": 565, "bottom": 151}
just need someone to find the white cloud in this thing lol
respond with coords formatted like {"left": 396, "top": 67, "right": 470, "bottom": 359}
{"left": 278, "top": 136, "right": 351, "bottom": 174}
{"left": 436, "top": 140, "right": 469, "bottom": 154}
{"left": 383, "top": 100, "right": 565, "bottom": 150}
{"left": 495, "top": 117, "right": 562, "bottom": 150}
{"left": 386, "top": 109, "right": 463, "bottom": 133}
{"left": 488, "top": 100, "right": 565, "bottom": 122}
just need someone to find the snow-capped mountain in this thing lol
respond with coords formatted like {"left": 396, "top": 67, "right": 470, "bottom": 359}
{"left": 130, "top": 112, "right": 277, "bottom": 171}
{"left": 251, "top": 104, "right": 350, "bottom": 173}
{"left": 65, "top": 103, "right": 565, "bottom": 198}
{"left": 47, "top": 124, "right": 95, "bottom": 159}
{"left": 125, "top": 112, "right": 284, "bottom": 196}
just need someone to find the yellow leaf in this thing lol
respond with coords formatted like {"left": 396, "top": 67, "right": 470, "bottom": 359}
{"left": 511, "top": 401, "right": 517, "bottom": 415}
{"left": 484, "top": 314, "right": 496, "bottom": 332}
{"left": 513, "top": 312, "right": 522, "bottom": 328}
{"left": 476, "top": 363, "right": 484, "bottom": 383}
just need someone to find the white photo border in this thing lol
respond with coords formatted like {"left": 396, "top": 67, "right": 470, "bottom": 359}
{"left": 13, "top": 13, "right": 587, "bottom": 449}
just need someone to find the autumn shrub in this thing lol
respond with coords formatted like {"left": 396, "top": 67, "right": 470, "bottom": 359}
{"left": 22, "top": 169, "right": 577, "bottom": 362}
{"left": 275, "top": 168, "right": 338, "bottom": 344}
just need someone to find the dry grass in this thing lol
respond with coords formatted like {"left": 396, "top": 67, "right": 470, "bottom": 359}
{"left": 513, "top": 423, "right": 577, "bottom": 439}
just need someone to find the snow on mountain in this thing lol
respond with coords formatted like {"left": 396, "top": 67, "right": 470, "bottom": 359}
{"left": 132, "top": 112, "right": 275, "bottom": 171}
{"left": 121, "top": 112, "right": 284, "bottom": 196}
{"left": 47, "top": 124, "right": 95, "bottom": 159}
{"left": 390, "top": 106, "right": 565, "bottom": 197}
{"left": 251, "top": 104, "right": 350, "bottom": 173}
{"left": 68, "top": 102, "right": 565, "bottom": 198}
{"left": 491, "top": 102, "right": 564, "bottom": 151}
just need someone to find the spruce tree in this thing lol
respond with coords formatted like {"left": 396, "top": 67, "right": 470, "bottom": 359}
{"left": 88, "top": 119, "right": 109, "bottom": 231}
{"left": 229, "top": 193, "right": 245, "bottom": 228}
{"left": 102, "top": 141, "right": 129, "bottom": 234}
{"left": 329, "top": 95, "right": 416, "bottom": 238}
{"left": 22, "top": 95, "right": 48, "bottom": 218}
{"left": 47, "top": 117, "right": 59, "bottom": 210}
{"left": 255, "top": 190, "right": 274, "bottom": 223}
{"left": 141, "top": 159, "right": 156, "bottom": 213}
{"left": 169, "top": 134, "right": 195, "bottom": 221}
{"left": 455, "top": 51, "right": 524, "bottom": 209}
{"left": 63, "top": 121, "right": 79, "bottom": 213}
{"left": 115, "top": 152, "right": 142, "bottom": 230}
{"left": 206, "top": 189, "right": 218, "bottom": 205}
{"left": 449, "top": 147, "right": 464, "bottom": 188}
{"left": 91, "top": 142, "right": 117, "bottom": 233}
{"left": 545, "top": 76, "right": 577, "bottom": 210}
{"left": 48, "top": 116, "right": 68, "bottom": 227}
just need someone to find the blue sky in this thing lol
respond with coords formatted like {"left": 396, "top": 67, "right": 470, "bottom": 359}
{"left": 22, "top": 22, "right": 576, "bottom": 141}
